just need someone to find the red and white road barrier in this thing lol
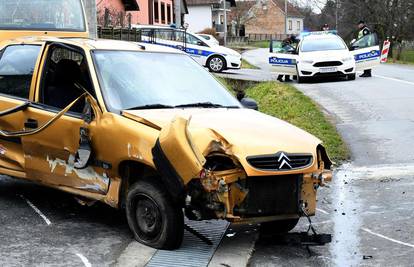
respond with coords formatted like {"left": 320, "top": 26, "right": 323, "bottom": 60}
{"left": 381, "top": 40, "right": 391, "bottom": 63}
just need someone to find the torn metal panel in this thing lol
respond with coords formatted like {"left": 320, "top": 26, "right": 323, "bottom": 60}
{"left": 46, "top": 155, "right": 109, "bottom": 194}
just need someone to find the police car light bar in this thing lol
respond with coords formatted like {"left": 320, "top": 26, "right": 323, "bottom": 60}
{"left": 301, "top": 30, "right": 338, "bottom": 37}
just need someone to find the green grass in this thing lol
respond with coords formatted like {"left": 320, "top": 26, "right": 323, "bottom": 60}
{"left": 241, "top": 58, "right": 259, "bottom": 69}
{"left": 394, "top": 49, "right": 414, "bottom": 64}
{"left": 218, "top": 78, "right": 348, "bottom": 163}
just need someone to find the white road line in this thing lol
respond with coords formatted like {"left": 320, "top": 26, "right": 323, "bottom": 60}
{"left": 19, "top": 195, "right": 51, "bottom": 225}
{"left": 76, "top": 253, "right": 92, "bottom": 267}
{"left": 362, "top": 227, "right": 414, "bottom": 249}
{"left": 316, "top": 208, "right": 329, "bottom": 215}
{"left": 373, "top": 74, "right": 414, "bottom": 86}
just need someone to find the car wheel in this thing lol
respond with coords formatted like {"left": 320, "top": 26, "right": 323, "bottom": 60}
{"left": 207, "top": 56, "right": 226, "bottom": 73}
{"left": 348, "top": 73, "right": 356, "bottom": 80}
{"left": 259, "top": 218, "right": 299, "bottom": 236}
{"left": 297, "top": 75, "right": 305, "bottom": 83}
{"left": 126, "top": 179, "right": 184, "bottom": 250}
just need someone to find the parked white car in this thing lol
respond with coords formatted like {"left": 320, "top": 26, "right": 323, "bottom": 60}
{"left": 197, "top": 33, "right": 220, "bottom": 45}
{"left": 133, "top": 25, "right": 241, "bottom": 73}
{"left": 269, "top": 31, "right": 381, "bottom": 82}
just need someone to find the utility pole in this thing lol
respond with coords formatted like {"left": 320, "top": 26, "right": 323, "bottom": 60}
{"left": 174, "top": 0, "right": 182, "bottom": 27}
{"left": 83, "top": 0, "right": 97, "bottom": 38}
{"left": 223, "top": 0, "right": 227, "bottom": 46}
{"left": 284, "top": 0, "right": 287, "bottom": 35}
{"left": 335, "top": 0, "right": 339, "bottom": 31}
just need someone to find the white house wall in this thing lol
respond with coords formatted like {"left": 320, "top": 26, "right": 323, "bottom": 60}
{"left": 185, "top": 6, "right": 213, "bottom": 33}
{"left": 286, "top": 17, "right": 304, "bottom": 35}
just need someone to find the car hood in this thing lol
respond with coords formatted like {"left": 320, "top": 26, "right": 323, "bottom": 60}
{"left": 123, "top": 108, "right": 322, "bottom": 174}
{"left": 300, "top": 49, "right": 351, "bottom": 62}
{"left": 212, "top": 45, "right": 240, "bottom": 57}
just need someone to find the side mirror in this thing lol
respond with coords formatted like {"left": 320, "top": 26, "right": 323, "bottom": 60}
{"left": 240, "top": 97, "right": 258, "bottom": 110}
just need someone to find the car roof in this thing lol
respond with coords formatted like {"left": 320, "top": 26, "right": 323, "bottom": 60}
{"left": 2, "top": 36, "right": 183, "bottom": 54}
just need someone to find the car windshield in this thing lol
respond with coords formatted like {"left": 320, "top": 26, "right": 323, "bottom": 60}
{"left": 0, "top": 0, "right": 86, "bottom": 31}
{"left": 301, "top": 37, "right": 346, "bottom": 52}
{"left": 93, "top": 51, "right": 241, "bottom": 111}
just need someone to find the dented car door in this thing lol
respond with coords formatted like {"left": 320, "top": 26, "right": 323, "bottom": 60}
{"left": 21, "top": 44, "right": 110, "bottom": 194}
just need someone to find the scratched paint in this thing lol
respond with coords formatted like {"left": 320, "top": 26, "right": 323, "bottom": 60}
{"left": 46, "top": 155, "right": 109, "bottom": 193}
{"left": 127, "top": 143, "right": 144, "bottom": 160}
{"left": 0, "top": 145, "right": 6, "bottom": 155}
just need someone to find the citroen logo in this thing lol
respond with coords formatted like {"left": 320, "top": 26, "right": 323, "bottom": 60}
{"left": 277, "top": 152, "right": 292, "bottom": 170}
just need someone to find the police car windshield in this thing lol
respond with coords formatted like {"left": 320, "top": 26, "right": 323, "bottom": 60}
{"left": 301, "top": 37, "right": 346, "bottom": 52}
{"left": 93, "top": 51, "right": 242, "bottom": 111}
{"left": 0, "top": 0, "right": 85, "bottom": 31}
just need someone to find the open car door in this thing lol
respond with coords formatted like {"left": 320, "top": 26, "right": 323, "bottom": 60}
{"left": 350, "top": 33, "right": 381, "bottom": 71}
{"left": 268, "top": 40, "right": 299, "bottom": 76}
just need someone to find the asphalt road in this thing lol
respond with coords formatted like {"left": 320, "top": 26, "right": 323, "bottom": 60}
{"left": 1, "top": 48, "right": 414, "bottom": 266}
{"left": 237, "top": 48, "right": 414, "bottom": 266}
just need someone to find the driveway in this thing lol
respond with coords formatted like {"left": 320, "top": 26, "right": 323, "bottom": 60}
{"left": 240, "top": 48, "right": 414, "bottom": 266}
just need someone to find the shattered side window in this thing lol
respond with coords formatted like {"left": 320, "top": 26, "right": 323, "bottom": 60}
{"left": 0, "top": 45, "right": 41, "bottom": 99}
{"left": 51, "top": 48, "right": 83, "bottom": 65}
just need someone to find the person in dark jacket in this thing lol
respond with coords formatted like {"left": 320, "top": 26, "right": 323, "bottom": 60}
{"left": 277, "top": 35, "right": 298, "bottom": 82}
{"left": 357, "top": 20, "right": 372, "bottom": 77}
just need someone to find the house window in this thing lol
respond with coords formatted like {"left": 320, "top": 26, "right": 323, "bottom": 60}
{"left": 297, "top": 21, "right": 301, "bottom": 31}
{"left": 154, "top": 1, "right": 159, "bottom": 23}
{"left": 288, "top": 20, "right": 292, "bottom": 31}
{"left": 161, "top": 2, "right": 166, "bottom": 24}
{"left": 167, "top": 4, "right": 171, "bottom": 24}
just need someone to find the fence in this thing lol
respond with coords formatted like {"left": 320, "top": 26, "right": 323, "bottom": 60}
{"left": 247, "top": 33, "right": 289, "bottom": 42}
{"left": 97, "top": 27, "right": 142, "bottom": 42}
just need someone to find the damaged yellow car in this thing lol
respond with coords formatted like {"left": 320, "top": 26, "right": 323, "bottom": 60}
{"left": 0, "top": 36, "right": 332, "bottom": 249}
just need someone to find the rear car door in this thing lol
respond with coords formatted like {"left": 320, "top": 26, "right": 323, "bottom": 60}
{"left": 350, "top": 33, "right": 381, "bottom": 71}
{"left": 0, "top": 44, "right": 42, "bottom": 177}
{"left": 268, "top": 40, "right": 299, "bottom": 75}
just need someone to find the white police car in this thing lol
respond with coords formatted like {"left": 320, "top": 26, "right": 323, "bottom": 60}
{"left": 269, "top": 31, "right": 381, "bottom": 82}
{"left": 133, "top": 25, "right": 241, "bottom": 73}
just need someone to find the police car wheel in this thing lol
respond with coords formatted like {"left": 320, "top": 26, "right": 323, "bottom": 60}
{"left": 207, "top": 56, "right": 226, "bottom": 73}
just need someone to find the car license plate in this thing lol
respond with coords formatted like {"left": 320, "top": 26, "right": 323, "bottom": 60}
{"left": 319, "top": 67, "right": 337, "bottom": 73}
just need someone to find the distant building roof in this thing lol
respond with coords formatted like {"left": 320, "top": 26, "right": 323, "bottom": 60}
{"left": 272, "top": 0, "right": 303, "bottom": 17}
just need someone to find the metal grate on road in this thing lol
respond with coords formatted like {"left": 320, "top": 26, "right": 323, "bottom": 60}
{"left": 146, "top": 219, "right": 229, "bottom": 267}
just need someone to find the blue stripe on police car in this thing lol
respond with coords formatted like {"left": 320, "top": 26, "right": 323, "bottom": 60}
{"left": 268, "top": 57, "right": 296, "bottom": 65}
{"left": 354, "top": 50, "right": 380, "bottom": 62}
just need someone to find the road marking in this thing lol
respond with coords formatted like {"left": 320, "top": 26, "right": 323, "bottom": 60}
{"left": 316, "top": 208, "right": 329, "bottom": 215}
{"left": 337, "top": 163, "right": 414, "bottom": 180}
{"left": 373, "top": 74, "right": 414, "bottom": 86}
{"left": 19, "top": 195, "right": 51, "bottom": 225}
{"left": 76, "top": 253, "right": 92, "bottom": 267}
{"left": 362, "top": 227, "right": 414, "bottom": 248}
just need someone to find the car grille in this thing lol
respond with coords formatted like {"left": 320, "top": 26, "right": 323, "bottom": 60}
{"left": 313, "top": 61, "right": 343, "bottom": 67}
{"left": 234, "top": 175, "right": 301, "bottom": 217}
{"left": 246, "top": 152, "right": 313, "bottom": 171}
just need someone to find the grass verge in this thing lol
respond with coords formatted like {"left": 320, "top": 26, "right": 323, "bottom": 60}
{"left": 241, "top": 58, "right": 259, "bottom": 69}
{"left": 219, "top": 78, "right": 348, "bottom": 163}
{"left": 388, "top": 49, "right": 414, "bottom": 65}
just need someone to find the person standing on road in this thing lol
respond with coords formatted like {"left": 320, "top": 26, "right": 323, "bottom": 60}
{"left": 277, "top": 35, "right": 299, "bottom": 82}
{"left": 322, "top": 23, "right": 330, "bottom": 31}
{"left": 357, "top": 20, "right": 372, "bottom": 77}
